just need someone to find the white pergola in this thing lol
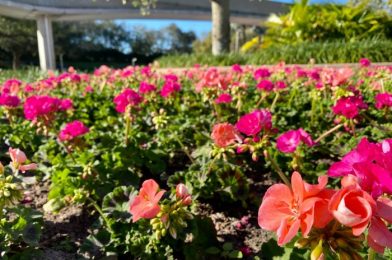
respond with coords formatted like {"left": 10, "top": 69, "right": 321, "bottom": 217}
{"left": 0, "top": 0, "right": 287, "bottom": 70}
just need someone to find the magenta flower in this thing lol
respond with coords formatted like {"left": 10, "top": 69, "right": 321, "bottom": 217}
{"left": 0, "top": 93, "right": 20, "bottom": 108}
{"left": 160, "top": 80, "right": 181, "bottom": 98}
{"left": 139, "top": 82, "right": 156, "bottom": 94}
{"left": 253, "top": 68, "right": 271, "bottom": 80}
{"left": 23, "top": 95, "right": 65, "bottom": 121}
{"left": 360, "top": 58, "right": 371, "bottom": 67}
{"left": 275, "top": 81, "right": 287, "bottom": 90}
{"left": 276, "top": 128, "right": 315, "bottom": 153}
{"left": 236, "top": 109, "right": 272, "bottom": 136}
{"left": 60, "top": 98, "right": 73, "bottom": 111}
{"left": 332, "top": 96, "right": 368, "bottom": 119}
{"left": 113, "top": 88, "right": 142, "bottom": 113}
{"left": 232, "top": 64, "right": 243, "bottom": 73}
{"left": 328, "top": 138, "right": 392, "bottom": 198}
{"left": 215, "top": 93, "right": 232, "bottom": 104}
{"left": 375, "top": 92, "right": 392, "bottom": 110}
{"left": 59, "top": 120, "right": 89, "bottom": 141}
{"left": 257, "top": 79, "right": 274, "bottom": 91}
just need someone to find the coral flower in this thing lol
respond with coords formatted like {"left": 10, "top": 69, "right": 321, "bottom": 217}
{"left": 258, "top": 172, "right": 333, "bottom": 246}
{"left": 211, "top": 123, "right": 242, "bottom": 148}
{"left": 236, "top": 109, "right": 272, "bottom": 136}
{"left": 130, "top": 179, "right": 165, "bottom": 222}
{"left": 276, "top": 128, "right": 315, "bottom": 153}
{"left": 176, "top": 183, "right": 192, "bottom": 206}
{"left": 329, "top": 182, "right": 376, "bottom": 236}
{"left": 9, "top": 148, "right": 37, "bottom": 173}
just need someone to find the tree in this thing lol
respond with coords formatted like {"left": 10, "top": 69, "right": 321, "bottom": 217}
{"left": 0, "top": 16, "right": 36, "bottom": 69}
{"left": 163, "top": 24, "right": 196, "bottom": 53}
{"left": 211, "top": 0, "right": 230, "bottom": 55}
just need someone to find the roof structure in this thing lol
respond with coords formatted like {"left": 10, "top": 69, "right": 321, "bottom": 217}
{"left": 0, "top": 0, "right": 287, "bottom": 25}
{"left": 0, "top": 0, "right": 288, "bottom": 70}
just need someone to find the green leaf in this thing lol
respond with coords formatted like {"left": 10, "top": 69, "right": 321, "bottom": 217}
{"left": 223, "top": 242, "right": 233, "bottom": 251}
{"left": 228, "top": 250, "right": 243, "bottom": 259}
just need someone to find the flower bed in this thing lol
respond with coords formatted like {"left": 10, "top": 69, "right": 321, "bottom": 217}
{"left": 0, "top": 60, "right": 391, "bottom": 259}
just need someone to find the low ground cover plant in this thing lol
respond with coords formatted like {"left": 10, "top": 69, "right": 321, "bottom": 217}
{"left": 0, "top": 60, "right": 391, "bottom": 259}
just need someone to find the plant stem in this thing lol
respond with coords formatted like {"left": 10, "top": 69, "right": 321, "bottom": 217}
{"left": 264, "top": 150, "right": 291, "bottom": 188}
{"left": 86, "top": 196, "right": 113, "bottom": 233}
{"left": 256, "top": 92, "right": 267, "bottom": 107}
{"left": 315, "top": 124, "right": 343, "bottom": 143}
{"left": 368, "top": 248, "right": 376, "bottom": 260}
{"left": 63, "top": 143, "right": 77, "bottom": 164}
{"left": 175, "top": 137, "right": 195, "bottom": 164}
{"left": 270, "top": 92, "right": 280, "bottom": 112}
{"left": 124, "top": 114, "right": 131, "bottom": 146}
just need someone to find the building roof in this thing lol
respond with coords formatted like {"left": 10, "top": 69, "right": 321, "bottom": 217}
{"left": 0, "top": 0, "right": 288, "bottom": 25}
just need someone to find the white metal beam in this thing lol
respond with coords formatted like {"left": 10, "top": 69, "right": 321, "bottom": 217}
{"left": 36, "top": 15, "right": 55, "bottom": 71}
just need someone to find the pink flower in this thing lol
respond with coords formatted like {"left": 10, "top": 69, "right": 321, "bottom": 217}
{"left": 253, "top": 68, "right": 271, "bottom": 80}
{"left": 176, "top": 183, "right": 192, "bottom": 206}
{"left": 257, "top": 80, "right": 274, "bottom": 91}
{"left": 23, "top": 95, "right": 63, "bottom": 121}
{"left": 332, "top": 96, "right": 367, "bottom": 119}
{"left": 59, "top": 120, "right": 89, "bottom": 141}
{"left": 368, "top": 197, "right": 392, "bottom": 253}
{"left": 215, "top": 93, "right": 232, "bottom": 104}
{"left": 232, "top": 64, "right": 243, "bottom": 73}
{"left": 328, "top": 138, "right": 392, "bottom": 198}
{"left": 9, "top": 147, "right": 37, "bottom": 173}
{"left": 236, "top": 109, "right": 272, "bottom": 136}
{"left": 0, "top": 93, "right": 20, "bottom": 108}
{"left": 258, "top": 172, "right": 334, "bottom": 246}
{"left": 359, "top": 58, "right": 371, "bottom": 67}
{"left": 113, "top": 88, "right": 142, "bottom": 113}
{"left": 160, "top": 79, "right": 181, "bottom": 98}
{"left": 275, "top": 81, "right": 287, "bottom": 89}
{"left": 211, "top": 123, "right": 242, "bottom": 148}
{"left": 139, "top": 82, "right": 156, "bottom": 94}
{"left": 375, "top": 92, "right": 392, "bottom": 109}
{"left": 129, "top": 179, "right": 165, "bottom": 222}
{"left": 276, "top": 128, "right": 315, "bottom": 153}
{"left": 60, "top": 98, "right": 73, "bottom": 111}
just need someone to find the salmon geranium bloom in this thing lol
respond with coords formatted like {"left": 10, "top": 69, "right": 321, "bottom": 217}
{"left": 9, "top": 147, "right": 37, "bottom": 173}
{"left": 258, "top": 172, "right": 334, "bottom": 246}
{"left": 211, "top": 123, "right": 242, "bottom": 148}
{"left": 129, "top": 179, "right": 165, "bottom": 222}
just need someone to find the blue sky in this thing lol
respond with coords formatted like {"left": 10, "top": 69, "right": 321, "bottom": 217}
{"left": 117, "top": 0, "right": 347, "bottom": 39}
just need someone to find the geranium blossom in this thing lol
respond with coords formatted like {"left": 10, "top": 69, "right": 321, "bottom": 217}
{"left": 211, "top": 123, "right": 242, "bottom": 148}
{"left": 258, "top": 172, "right": 334, "bottom": 245}
{"left": 139, "top": 82, "right": 156, "bottom": 94}
{"left": 236, "top": 109, "right": 272, "bottom": 136}
{"left": 0, "top": 93, "right": 20, "bottom": 108}
{"left": 129, "top": 179, "right": 165, "bottom": 222}
{"left": 257, "top": 79, "right": 274, "bottom": 91}
{"left": 113, "top": 88, "right": 142, "bottom": 113}
{"left": 332, "top": 96, "right": 368, "bottom": 119}
{"left": 328, "top": 138, "right": 392, "bottom": 198}
{"left": 59, "top": 120, "right": 89, "bottom": 141}
{"left": 215, "top": 93, "right": 232, "bottom": 104}
{"left": 23, "top": 95, "right": 70, "bottom": 121}
{"left": 9, "top": 147, "right": 37, "bottom": 173}
{"left": 375, "top": 92, "right": 392, "bottom": 109}
{"left": 276, "top": 128, "right": 315, "bottom": 153}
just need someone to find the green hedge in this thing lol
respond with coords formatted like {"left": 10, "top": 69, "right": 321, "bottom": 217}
{"left": 156, "top": 39, "right": 392, "bottom": 67}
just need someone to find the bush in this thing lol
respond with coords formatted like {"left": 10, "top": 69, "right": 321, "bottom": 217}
{"left": 157, "top": 38, "right": 392, "bottom": 67}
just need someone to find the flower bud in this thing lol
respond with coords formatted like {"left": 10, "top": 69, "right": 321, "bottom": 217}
{"left": 295, "top": 238, "right": 309, "bottom": 249}
{"left": 0, "top": 162, "right": 4, "bottom": 175}
{"left": 176, "top": 183, "right": 189, "bottom": 199}
{"left": 310, "top": 240, "right": 324, "bottom": 260}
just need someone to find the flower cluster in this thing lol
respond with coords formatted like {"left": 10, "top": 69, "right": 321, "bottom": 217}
{"left": 258, "top": 138, "right": 392, "bottom": 257}
{"left": 0, "top": 93, "right": 20, "bottom": 108}
{"left": 160, "top": 74, "right": 181, "bottom": 98}
{"left": 332, "top": 96, "right": 368, "bottom": 119}
{"left": 276, "top": 128, "right": 315, "bottom": 153}
{"left": 59, "top": 120, "right": 90, "bottom": 142}
{"left": 23, "top": 95, "right": 72, "bottom": 121}
{"left": 375, "top": 92, "right": 392, "bottom": 110}
{"left": 113, "top": 88, "right": 143, "bottom": 113}
{"left": 129, "top": 179, "right": 193, "bottom": 239}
